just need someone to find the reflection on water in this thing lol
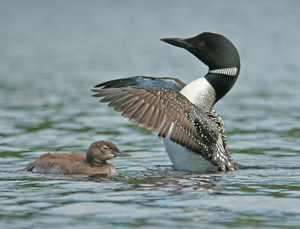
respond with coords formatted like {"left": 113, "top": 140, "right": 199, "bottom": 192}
{"left": 1, "top": 0, "right": 300, "bottom": 228}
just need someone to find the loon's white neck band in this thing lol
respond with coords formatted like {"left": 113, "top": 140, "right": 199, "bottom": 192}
{"left": 209, "top": 67, "right": 238, "bottom": 76}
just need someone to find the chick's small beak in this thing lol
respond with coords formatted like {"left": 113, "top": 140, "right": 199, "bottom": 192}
{"left": 113, "top": 150, "right": 131, "bottom": 157}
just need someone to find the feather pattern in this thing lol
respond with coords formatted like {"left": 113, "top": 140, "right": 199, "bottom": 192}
{"left": 92, "top": 86, "right": 236, "bottom": 170}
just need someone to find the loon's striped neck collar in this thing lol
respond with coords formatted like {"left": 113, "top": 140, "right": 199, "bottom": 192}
{"left": 209, "top": 67, "right": 238, "bottom": 76}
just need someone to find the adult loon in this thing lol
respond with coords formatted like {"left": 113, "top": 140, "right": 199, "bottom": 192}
{"left": 22, "top": 141, "right": 131, "bottom": 174}
{"left": 92, "top": 32, "right": 240, "bottom": 172}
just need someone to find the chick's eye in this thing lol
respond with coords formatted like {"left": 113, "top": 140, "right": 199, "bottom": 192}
{"left": 199, "top": 41, "right": 205, "bottom": 47}
{"left": 103, "top": 146, "right": 109, "bottom": 150}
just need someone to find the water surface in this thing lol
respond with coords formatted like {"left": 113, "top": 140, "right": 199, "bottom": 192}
{"left": 1, "top": 1, "right": 300, "bottom": 228}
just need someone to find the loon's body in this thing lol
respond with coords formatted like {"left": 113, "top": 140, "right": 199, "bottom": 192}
{"left": 92, "top": 32, "right": 240, "bottom": 172}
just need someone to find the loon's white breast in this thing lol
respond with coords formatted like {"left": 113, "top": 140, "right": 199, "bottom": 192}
{"left": 163, "top": 133, "right": 218, "bottom": 172}
{"left": 163, "top": 77, "right": 219, "bottom": 172}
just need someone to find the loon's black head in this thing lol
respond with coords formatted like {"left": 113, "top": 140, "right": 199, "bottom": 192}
{"left": 161, "top": 32, "right": 241, "bottom": 103}
{"left": 160, "top": 32, "right": 240, "bottom": 71}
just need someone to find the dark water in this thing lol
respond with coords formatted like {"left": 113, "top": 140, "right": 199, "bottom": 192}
{"left": 1, "top": 1, "right": 300, "bottom": 228}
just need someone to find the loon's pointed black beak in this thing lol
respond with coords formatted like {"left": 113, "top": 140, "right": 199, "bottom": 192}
{"left": 160, "top": 38, "right": 193, "bottom": 49}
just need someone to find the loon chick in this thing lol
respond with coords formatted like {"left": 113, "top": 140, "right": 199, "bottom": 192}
{"left": 92, "top": 32, "right": 240, "bottom": 172}
{"left": 22, "top": 141, "right": 131, "bottom": 174}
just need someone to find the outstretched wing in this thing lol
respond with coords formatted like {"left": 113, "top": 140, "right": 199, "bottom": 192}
{"left": 95, "top": 77, "right": 227, "bottom": 141}
{"left": 95, "top": 76, "right": 186, "bottom": 92}
{"left": 92, "top": 86, "right": 221, "bottom": 162}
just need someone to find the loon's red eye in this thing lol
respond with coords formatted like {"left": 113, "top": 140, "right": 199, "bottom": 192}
{"left": 199, "top": 41, "right": 205, "bottom": 46}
